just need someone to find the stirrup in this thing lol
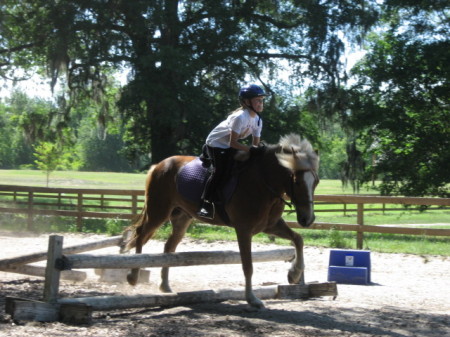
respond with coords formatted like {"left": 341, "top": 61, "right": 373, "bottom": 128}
{"left": 197, "top": 200, "right": 215, "bottom": 220}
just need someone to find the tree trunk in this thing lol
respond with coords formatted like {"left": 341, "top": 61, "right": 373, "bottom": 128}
{"left": 149, "top": 113, "right": 178, "bottom": 163}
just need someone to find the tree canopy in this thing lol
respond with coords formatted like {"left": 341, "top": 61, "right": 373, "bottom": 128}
{"left": 0, "top": 0, "right": 378, "bottom": 161}
{"left": 344, "top": 0, "right": 450, "bottom": 197}
{"left": 1, "top": 1, "right": 448, "bottom": 197}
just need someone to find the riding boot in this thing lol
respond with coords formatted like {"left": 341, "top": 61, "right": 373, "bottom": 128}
{"left": 197, "top": 200, "right": 215, "bottom": 220}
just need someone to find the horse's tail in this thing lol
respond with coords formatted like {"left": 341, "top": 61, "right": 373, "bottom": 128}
{"left": 120, "top": 207, "right": 147, "bottom": 253}
{"left": 120, "top": 164, "right": 156, "bottom": 253}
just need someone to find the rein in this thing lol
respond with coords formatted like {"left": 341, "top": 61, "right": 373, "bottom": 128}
{"left": 261, "top": 175, "right": 294, "bottom": 208}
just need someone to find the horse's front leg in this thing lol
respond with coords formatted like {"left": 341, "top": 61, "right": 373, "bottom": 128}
{"left": 236, "top": 229, "right": 265, "bottom": 309}
{"left": 265, "top": 218, "right": 305, "bottom": 285}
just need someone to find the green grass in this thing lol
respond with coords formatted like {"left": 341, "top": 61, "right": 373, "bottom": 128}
{"left": 286, "top": 208, "right": 450, "bottom": 227}
{"left": 0, "top": 169, "right": 449, "bottom": 256}
{"left": 151, "top": 222, "right": 450, "bottom": 256}
{"left": 0, "top": 169, "right": 147, "bottom": 189}
{"left": 314, "top": 179, "right": 379, "bottom": 195}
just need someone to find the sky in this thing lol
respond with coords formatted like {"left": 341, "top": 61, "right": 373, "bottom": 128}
{"left": 0, "top": 50, "right": 365, "bottom": 101}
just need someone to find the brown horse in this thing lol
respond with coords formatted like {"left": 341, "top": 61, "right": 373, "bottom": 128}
{"left": 122, "top": 134, "right": 319, "bottom": 309}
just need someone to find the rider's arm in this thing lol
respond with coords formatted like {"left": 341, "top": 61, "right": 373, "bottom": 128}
{"left": 229, "top": 131, "right": 251, "bottom": 152}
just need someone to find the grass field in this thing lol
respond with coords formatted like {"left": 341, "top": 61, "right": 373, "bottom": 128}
{"left": 0, "top": 169, "right": 147, "bottom": 189}
{"left": 0, "top": 169, "right": 375, "bottom": 194}
{"left": 0, "top": 169, "right": 449, "bottom": 255}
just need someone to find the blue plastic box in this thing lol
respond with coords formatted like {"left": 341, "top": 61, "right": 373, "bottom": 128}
{"left": 328, "top": 249, "right": 371, "bottom": 285}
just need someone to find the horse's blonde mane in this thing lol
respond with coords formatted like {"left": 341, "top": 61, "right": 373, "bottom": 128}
{"left": 276, "top": 133, "right": 319, "bottom": 171}
{"left": 233, "top": 133, "right": 319, "bottom": 172}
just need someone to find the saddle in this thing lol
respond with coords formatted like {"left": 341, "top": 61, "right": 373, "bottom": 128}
{"left": 176, "top": 157, "right": 238, "bottom": 223}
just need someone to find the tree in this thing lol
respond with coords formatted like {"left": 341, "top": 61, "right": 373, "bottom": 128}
{"left": 33, "top": 141, "right": 71, "bottom": 186}
{"left": 0, "top": 91, "right": 54, "bottom": 168}
{"left": 0, "top": 101, "right": 15, "bottom": 168}
{"left": 77, "top": 119, "right": 136, "bottom": 172}
{"left": 1, "top": 0, "right": 379, "bottom": 163}
{"left": 345, "top": 1, "right": 450, "bottom": 197}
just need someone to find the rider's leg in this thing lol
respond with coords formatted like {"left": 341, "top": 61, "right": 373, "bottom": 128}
{"left": 197, "top": 147, "right": 229, "bottom": 219}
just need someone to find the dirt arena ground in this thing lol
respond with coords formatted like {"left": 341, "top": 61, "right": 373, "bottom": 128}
{"left": 0, "top": 232, "right": 449, "bottom": 337}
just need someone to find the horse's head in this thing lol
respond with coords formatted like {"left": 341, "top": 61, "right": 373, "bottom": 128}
{"left": 276, "top": 134, "right": 320, "bottom": 227}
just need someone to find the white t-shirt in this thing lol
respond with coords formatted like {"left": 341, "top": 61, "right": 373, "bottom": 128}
{"left": 206, "top": 109, "right": 262, "bottom": 148}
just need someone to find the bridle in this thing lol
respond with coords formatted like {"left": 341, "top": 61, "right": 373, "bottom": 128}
{"left": 261, "top": 178, "right": 293, "bottom": 208}
{"left": 262, "top": 168, "right": 319, "bottom": 210}
{"left": 288, "top": 169, "right": 319, "bottom": 206}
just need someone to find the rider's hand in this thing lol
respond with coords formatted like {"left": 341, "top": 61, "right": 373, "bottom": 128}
{"left": 249, "top": 145, "right": 265, "bottom": 156}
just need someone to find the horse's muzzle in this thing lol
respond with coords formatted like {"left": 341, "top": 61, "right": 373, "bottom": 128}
{"left": 298, "top": 213, "right": 315, "bottom": 228}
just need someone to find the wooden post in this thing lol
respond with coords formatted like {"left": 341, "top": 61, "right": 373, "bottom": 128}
{"left": 356, "top": 203, "right": 364, "bottom": 249}
{"left": 27, "top": 191, "right": 34, "bottom": 231}
{"left": 43, "top": 235, "right": 64, "bottom": 303}
{"left": 77, "top": 193, "right": 83, "bottom": 231}
{"left": 131, "top": 194, "right": 138, "bottom": 215}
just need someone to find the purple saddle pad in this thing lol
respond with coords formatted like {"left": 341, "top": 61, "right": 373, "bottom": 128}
{"left": 176, "top": 158, "right": 237, "bottom": 204}
{"left": 176, "top": 158, "right": 209, "bottom": 203}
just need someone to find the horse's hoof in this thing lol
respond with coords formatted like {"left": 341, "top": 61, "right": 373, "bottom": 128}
{"left": 247, "top": 297, "right": 265, "bottom": 310}
{"left": 127, "top": 273, "right": 138, "bottom": 286}
{"left": 248, "top": 301, "right": 265, "bottom": 311}
{"left": 159, "top": 284, "right": 173, "bottom": 293}
{"left": 288, "top": 267, "right": 304, "bottom": 284}
{"left": 288, "top": 271, "right": 299, "bottom": 284}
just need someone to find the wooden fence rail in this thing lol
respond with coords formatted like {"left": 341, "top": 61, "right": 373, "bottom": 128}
{"left": 0, "top": 185, "right": 144, "bottom": 231}
{"left": 0, "top": 185, "right": 449, "bottom": 248}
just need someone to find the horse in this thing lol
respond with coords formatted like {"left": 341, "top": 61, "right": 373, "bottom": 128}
{"left": 122, "top": 133, "right": 320, "bottom": 309}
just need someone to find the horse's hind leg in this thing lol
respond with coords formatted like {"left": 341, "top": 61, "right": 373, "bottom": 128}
{"left": 264, "top": 218, "right": 305, "bottom": 285}
{"left": 127, "top": 206, "right": 172, "bottom": 286}
{"left": 127, "top": 224, "right": 145, "bottom": 286}
{"left": 160, "top": 208, "right": 193, "bottom": 293}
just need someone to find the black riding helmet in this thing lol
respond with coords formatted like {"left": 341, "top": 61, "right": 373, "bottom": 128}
{"left": 238, "top": 84, "right": 267, "bottom": 100}
{"left": 238, "top": 84, "right": 267, "bottom": 126}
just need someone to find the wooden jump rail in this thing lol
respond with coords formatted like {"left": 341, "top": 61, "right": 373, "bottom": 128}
{"left": 0, "top": 236, "right": 123, "bottom": 281}
{"left": 5, "top": 235, "right": 337, "bottom": 324}
{"left": 59, "top": 248, "right": 296, "bottom": 270}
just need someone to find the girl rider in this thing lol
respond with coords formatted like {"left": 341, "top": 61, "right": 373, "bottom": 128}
{"left": 197, "top": 84, "right": 267, "bottom": 219}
